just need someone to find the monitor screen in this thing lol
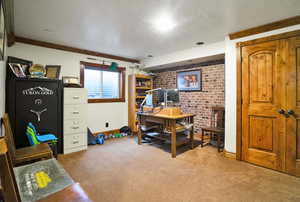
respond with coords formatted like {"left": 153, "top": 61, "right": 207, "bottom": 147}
{"left": 158, "top": 90, "right": 165, "bottom": 103}
{"left": 168, "top": 90, "right": 179, "bottom": 103}
{"left": 157, "top": 89, "right": 179, "bottom": 103}
{"left": 145, "top": 94, "right": 153, "bottom": 106}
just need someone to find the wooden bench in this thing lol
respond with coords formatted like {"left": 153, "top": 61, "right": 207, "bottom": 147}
{"left": 0, "top": 138, "right": 91, "bottom": 202}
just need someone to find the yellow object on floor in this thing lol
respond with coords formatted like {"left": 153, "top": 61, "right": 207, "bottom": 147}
{"left": 35, "top": 171, "right": 52, "bottom": 188}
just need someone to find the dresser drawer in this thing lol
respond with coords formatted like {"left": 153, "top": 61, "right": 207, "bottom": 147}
{"left": 64, "top": 105, "right": 86, "bottom": 119}
{"left": 64, "top": 133, "right": 86, "bottom": 149}
{"left": 64, "top": 88, "right": 87, "bottom": 104}
{"left": 64, "top": 119, "right": 87, "bottom": 134}
{"left": 64, "top": 145, "right": 87, "bottom": 154}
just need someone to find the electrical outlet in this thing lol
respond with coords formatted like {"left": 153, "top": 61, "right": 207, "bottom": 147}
{"left": 105, "top": 122, "right": 109, "bottom": 128}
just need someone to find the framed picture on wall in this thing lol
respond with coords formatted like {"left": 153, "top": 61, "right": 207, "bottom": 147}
{"left": 176, "top": 70, "right": 202, "bottom": 91}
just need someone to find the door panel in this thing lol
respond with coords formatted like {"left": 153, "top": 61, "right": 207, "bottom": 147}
{"left": 286, "top": 36, "right": 300, "bottom": 176}
{"left": 242, "top": 40, "right": 285, "bottom": 171}
{"left": 249, "top": 52, "right": 274, "bottom": 103}
{"left": 249, "top": 116, "right": 274, "bottom": 152}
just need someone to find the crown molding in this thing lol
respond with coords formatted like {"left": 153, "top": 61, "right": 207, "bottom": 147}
{"left": 13, "top": 36, "right": 140, "bottom": 64}
{"left": 229, "top": 15, "right": 300, "bottom": 40}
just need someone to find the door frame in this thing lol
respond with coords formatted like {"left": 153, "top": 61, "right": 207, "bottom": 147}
{"left": 236, "top": 29, "right": 300, "bottom": 160}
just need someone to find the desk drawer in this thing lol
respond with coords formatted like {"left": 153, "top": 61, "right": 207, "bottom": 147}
{"left": 64, "top": 88, "right": 87, "bottom": 104}
{"left": 64, "top": 133, "right": 86, "bottom": 149}
{"left": 64, "top": 105, "right": 86, "bottom": 119}
{"left": 64, "top": 119, "right": 87, "bottom": 134}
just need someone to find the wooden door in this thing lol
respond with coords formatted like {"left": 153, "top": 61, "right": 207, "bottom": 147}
{"left": 241, "top": 40, "right": 286, "bottom": 171}
{"left": 286, "top": 36, "right": 300, "bottom": 176}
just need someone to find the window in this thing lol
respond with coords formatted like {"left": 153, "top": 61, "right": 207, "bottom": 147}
{"left": 80, "top": 61, "right": 125, "bottom": 103}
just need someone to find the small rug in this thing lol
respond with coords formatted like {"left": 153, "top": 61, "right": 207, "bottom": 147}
{"left": 14, "top": 159, "right": 74, "bottom": 202}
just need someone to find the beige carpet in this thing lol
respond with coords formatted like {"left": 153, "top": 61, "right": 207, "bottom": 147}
{"left": 58, "top": 137, "right": 300, "bottom": 202}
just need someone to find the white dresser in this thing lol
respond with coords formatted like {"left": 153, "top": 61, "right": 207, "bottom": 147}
{"left": 64, "top": 88, "right": 88, "bottom": 154}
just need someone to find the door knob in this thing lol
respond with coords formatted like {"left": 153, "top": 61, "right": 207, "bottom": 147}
{"left": 287, "top": 110, "right": 295, "bottom": 115}
{"left": 278, "top": 109, "right": 286, "bottom": 115}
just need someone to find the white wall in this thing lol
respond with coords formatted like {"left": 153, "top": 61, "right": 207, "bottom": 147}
{"left": 7, "top": 42, "right": 139, "bottom": 133}
{"left": 143, "top": 41, "right": 225, "bottom": 68}
{"left": 224, "top": 24, "right": 300, "bottom": 153}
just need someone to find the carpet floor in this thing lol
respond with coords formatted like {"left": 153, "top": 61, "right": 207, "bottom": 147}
{"left": 58, "top": 137, "right": 300, "bottom": 202}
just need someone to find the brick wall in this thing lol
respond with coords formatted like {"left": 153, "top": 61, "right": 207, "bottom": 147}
{"left": 153, "top": 64, "right": 225, "bottom": 133}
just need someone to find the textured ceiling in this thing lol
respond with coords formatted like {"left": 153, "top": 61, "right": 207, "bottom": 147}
{"left": 14, "top": 0, "right": 300, "bottom": 60}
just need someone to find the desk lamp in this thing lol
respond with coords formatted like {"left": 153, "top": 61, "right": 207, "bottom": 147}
{"left": 139, "top": 88, "right": 162, "bottom": 112}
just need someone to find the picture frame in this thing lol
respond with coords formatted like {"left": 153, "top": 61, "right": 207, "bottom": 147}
{"left": 62, "top": 76, "right": 82, "bottom": 88}
{"left": 45, "top": 65, "right": 61, "bottom": 79}
{"left": 9, "top": 63, "right": 26, "bottom": 78}
{"left": 0, "top": 0, "right": 5, "bottom": 60}
{"left": 19, "top": 63, "right": 31, "bottom": 76}
{"left": 176, "top": 70, "right": 202, "bottom": 91}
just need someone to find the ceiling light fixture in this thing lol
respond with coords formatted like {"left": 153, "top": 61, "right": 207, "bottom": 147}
{"left": 152, "top": 13, "right": 176, "bottom": 33}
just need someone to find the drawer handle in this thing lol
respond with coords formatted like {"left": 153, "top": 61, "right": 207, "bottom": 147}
{"left": 73, "top": 96, "right": 80, "bottom": 99}
{"left": 72, "top": 126, "right": 79, "bottom": 129}
{"left": 73, "top": 140, "right": 79, "bottom": 144}
{"left": 72, "top": 111, "right": 79, "bottom": 114}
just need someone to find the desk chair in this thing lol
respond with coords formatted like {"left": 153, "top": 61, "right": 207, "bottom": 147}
{"left": 2, "top": 114, "right": 53, "bottom": 166}
{"left": 201, "top": 107, "right": 225, "bottom": 152}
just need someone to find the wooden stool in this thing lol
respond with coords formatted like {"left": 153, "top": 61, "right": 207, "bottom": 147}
{"left": 201, "top": 107, "right": 225, "bottom": 152}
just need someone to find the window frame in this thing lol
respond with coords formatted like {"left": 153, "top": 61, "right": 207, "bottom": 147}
{"left": 80, "top": 61, "right": 125, "bottom": 103}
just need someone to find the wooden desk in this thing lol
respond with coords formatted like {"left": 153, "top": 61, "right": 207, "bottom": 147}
{"left": 137, "top": 112, "right": 195, "bottom": 158}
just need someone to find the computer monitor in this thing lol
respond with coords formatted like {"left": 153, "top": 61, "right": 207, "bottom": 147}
{"left": 145, "top": 94, "right": 153, "bottom": 106}
{"left": 158, "top": 90, "right": 165, "bottom": 103}
{"left": 158, "top": 89, "right": 180, "bottom": 104}
{"left": 167, "top": 89, "right": 180, "bottom": 103}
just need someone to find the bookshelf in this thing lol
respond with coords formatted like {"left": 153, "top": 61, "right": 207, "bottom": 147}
{"left": 128, "top": 74, "right": 153, "bottom": 133}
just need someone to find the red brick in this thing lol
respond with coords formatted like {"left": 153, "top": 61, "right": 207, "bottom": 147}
{"left": 153, "top": 64, "right": 225, "bottom": 133}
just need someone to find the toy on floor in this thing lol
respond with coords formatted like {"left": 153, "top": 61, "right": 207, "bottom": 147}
{"left": 105, "top": 132, "right": 127, "bottom": 139}
{"left": 120, "top": 126, "right": 132, "bottom": 136}
{"left": 115, "top": 133, "right": 122, "bottom": 138}
{"left": 94, "top": 131, "right": 128, "bottom": 142}
{"left": 95, "top": 134, "right": 105, "bottom": 144}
